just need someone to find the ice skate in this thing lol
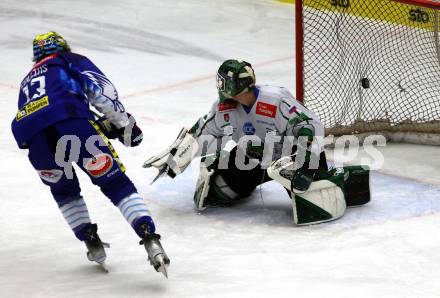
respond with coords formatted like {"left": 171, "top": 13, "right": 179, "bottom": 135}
{"left": 83, "top": 224, "right": 110, "bottom": 272}
{"left": 140, "top": 233, "right": 170, "bottom": 278}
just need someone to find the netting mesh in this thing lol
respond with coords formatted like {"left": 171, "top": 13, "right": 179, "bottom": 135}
{"left": 298, "top": 0, "right": 440, "bottom": 137}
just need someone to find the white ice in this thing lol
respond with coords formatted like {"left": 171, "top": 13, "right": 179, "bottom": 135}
{"left": 1, "top": 1, "right": 440, "bottom": 297}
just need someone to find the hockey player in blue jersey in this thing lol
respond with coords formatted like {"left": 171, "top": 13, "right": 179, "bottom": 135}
{"left": 11, "top": 31, "right": 169, "bottom": 276}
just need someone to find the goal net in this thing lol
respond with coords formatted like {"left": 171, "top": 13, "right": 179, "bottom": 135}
{"left": 296, "top": 0, "right": 440, "bottom": 144}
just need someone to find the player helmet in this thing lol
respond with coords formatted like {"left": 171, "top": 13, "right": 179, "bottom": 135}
{"left": 216, "top": 59, "right": 256, "bottom": 103}
{"left": 32, "top": 31, "right": 70, "bottom": 62}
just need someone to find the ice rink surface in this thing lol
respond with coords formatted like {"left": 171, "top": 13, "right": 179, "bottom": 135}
{"left": 1, "top": 1, "right": 440, "bottom": 297}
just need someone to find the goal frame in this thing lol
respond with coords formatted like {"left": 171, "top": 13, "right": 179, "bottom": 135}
{"left": 295, "top": 0, "right": 440, "bottom": 144}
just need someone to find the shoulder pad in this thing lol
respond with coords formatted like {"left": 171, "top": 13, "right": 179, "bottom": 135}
{"left": 257, "top": 85, "right": 285, "bottom": 105}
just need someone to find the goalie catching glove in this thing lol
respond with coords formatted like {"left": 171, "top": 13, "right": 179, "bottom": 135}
{"left": 95, "top": 113, "right": 143, "bottom": 147}
{"left": 143, "top": 128, "right": 199, "bottom": 183}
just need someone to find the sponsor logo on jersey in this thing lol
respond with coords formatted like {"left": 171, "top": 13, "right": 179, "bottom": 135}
{"left": 256, "top": 102, "right": 277, "bottom": 118}
{"left": 89, "top": 120, "right": 126, "bottom": 173}
{"left": 85, "top": 153, "right": 114, "bottom": 178}
{"left": 243, "top": 122, "right": 256, "bottom": 135}
{"left": 224, "top": 113, "right": 230, "bottom": 122}
{"left": 16, "top": 96, "right": 49, "bottom": 121}
{"left": 106, "top": 168, "right": 120, "bottom": 178}
{"left": 37, "top": 169, "right": 64, "bottom": 183}
{"left": 218, "top": 101, "right": 238, "bottom": 112}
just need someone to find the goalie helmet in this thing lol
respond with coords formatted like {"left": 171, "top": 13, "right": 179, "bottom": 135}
{"left": 32, "top": 31, "right": 70, "bottom": 62}
{"left": 216, "top": 59, "right": 256, "bottom": 103}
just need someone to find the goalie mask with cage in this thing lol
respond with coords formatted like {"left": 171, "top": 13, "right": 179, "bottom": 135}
{"left": 216, "top": 59, "right": 256, "bottom": 103}
{"left": 33, "top": 31, "right": 70, "bottom": 62}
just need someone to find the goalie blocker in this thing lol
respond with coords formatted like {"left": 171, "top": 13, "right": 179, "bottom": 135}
{"left": 143, "top": 128, "right": 198, "bottom": 183}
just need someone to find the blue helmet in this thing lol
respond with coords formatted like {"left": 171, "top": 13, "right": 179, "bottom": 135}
{"left": 32, "top": 31, "right": 70, "bottom": 62}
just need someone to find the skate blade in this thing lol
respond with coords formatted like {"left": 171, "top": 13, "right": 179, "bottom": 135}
{"left": 98, "top": 261, "right": 110, "bottom": 273}
{"left": 154, "top": 254, "right": 169, "bottom": 278}
{"left": 158, "top": 264, "right": 168, "bottom": 278}
{"left": 87, "top": 252, "right": 107, "bottom": 263}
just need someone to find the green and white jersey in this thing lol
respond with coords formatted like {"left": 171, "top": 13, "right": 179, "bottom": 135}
{"left": 191, "top": 84, "right": 325, "bottom": 160}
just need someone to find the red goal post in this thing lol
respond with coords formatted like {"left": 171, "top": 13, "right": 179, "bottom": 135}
{"left": 295, "top": 0, "right": 440, "bottom": 144}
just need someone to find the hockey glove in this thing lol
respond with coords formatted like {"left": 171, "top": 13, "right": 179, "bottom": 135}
{"left": 267, "top": 154, "right": 317, "bottom": 194}
{"left": 95, "top": 116, "right": 119, "bottom": 139}
{"left": 115, "top": 113, "right": 143, "bottom": 147}
{"left": 96, "top": 113, "right": 143, "bottom": 147}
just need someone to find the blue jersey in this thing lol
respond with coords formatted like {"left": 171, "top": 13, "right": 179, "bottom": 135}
{"left": 11, "top": 52, "right": 127, "bottom": 149}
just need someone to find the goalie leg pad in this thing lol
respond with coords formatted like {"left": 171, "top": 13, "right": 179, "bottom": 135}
{"left": 293, "top": 179, "right": 346, "bottom": 226}
{"left": 343, "top": 165, "right": 371, "bottom": 207}
{"left": 193, "top": 164, "right": 215, "bottom": 211}
{"left": 193, "top": 169, "right": 240, "bottom": 210}
{"left": 209, "top": 175, "right": 240, "bottom": 206}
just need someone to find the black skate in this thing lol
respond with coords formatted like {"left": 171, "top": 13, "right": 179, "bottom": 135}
{"left": 83, "top": 223, "right": 110, "bottom": 271}
{"left": 139, "top": 233, "right": 170, "bottom": 278}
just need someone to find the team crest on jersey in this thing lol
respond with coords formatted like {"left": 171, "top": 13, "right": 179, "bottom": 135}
{"left": 224, "top": 113, "right": 230, "bottom": 122}
{"left": 243, "top": 122, "right": 256, "bottom": 135}
{"left": 85, "top": 153, "right": 114, "bottom": 178}
{"left": 256, "top": 102, "right": 277, "bottom": 118}
{"left": 218, "top": 101, "right": 238, "bottom": 112}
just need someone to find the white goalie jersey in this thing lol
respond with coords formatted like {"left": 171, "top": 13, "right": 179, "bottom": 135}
{"left": 190, "top": 84, "right": 325, "bottom": 161}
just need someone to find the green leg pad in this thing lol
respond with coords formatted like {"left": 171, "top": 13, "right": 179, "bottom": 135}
{"left": 343, "top": 166, "right": 371, "bottom": 207}
{"left": 294, "top": 195, "right": 333, "bottom": 225}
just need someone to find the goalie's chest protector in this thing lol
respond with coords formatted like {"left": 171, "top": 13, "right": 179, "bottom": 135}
{"left": 215, "top": 87, "right": 283, "bottom": 142}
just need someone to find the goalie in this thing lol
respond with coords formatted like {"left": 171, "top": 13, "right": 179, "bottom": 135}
{"left": 144, "top": 59, "right": 370, "bottom": 225}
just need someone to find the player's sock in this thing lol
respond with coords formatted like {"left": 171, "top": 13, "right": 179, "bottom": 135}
{"left": 117, "top": 193, "right": 156, "bottom": 238}
{"left": 59, "top": 195, "right": 92, "bottom": 240}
